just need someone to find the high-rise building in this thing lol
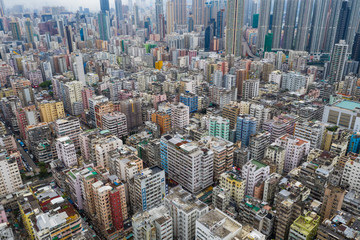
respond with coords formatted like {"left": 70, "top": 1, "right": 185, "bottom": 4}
{"left": 39, "top": 100, "right": 65, "bottom": 123}
{"left": 100, "top": 0, "right": 110, "bottom": 13}
{"left": 151, "top": 112, "right": 171, "bottom": 134}
{"left": 225, "top": 0, "right": 245, "bottom": 56}
{"left": 166, "top": 1, "right": 175, "bottom": 33}
{"left": 25, "top": 19, "right": 34, "bottom": 44}
{"left": 334, "top": 1, "right": 351, "bottom": 45}
{"left": 174, "top": 0, "right": 186, "bottom": 25}
{"left": 249, "top": 131, "right": 270, "bottom": 161}
{"left": 282, "top": 0, "right": 299, "bottom": 50}
{"left": 209, "top": 116, "right": 230, "bottom": 140}
{"left": 341, "top": 157, "right": 360, "bottom": 192}
{"left": 102, "top": 112, "right": 128, "bottom": 139}
{"left": 55, "top": 117, "right": 82, "bottom": 149}
{"left": 345, "top": 0, "right": 360, "bottom": 52}
{"left": 219, "top": 170, "right": 246, "bottom": 205}
{"left": 257, "top": 0, "right": 271, "bottom": 49}
{"left": 274, "top": 134, "right": 310, "bottom": 173}
{"left": 56, "top": 136, "right": 77, "bottom": 167}
{"left": 196, "top": 209, "right": 243, "bottom": 239}
{"left": 98, "top": 11, "right": 110, "bottom": 41}
{"left": 242, "top": 79, "right": 259, "bottom": 100}
{"left": 167, "top": 136, "right": 213, "bottom": 193}
{"left": 132, "top": 205, "right": 173, "bottom": 240}
{"left": 170, "top": 103, "right": 189, "bottom": 130}
{"left": 352, "top": 32, "right": 360, "bottom": 61}
{"left": 294, "top": 0, "right": 314, "bottom": 51}
{"left": 129, "top": 167, "right": 166, "bottom": 212}
{"left": 165, "top": 185, "right": 209, "bottom": 240}
{"left": 320, "top": 185, "right": 345, "bottom": 221}
{"left": 65, "top": 26, "right": 73, "bottom": 53}
{"left": 0, "top": 148, "right": 22, "bottom": 196}
{"left": 328, "top": 40, "right": 348, "bottom": 83}
{"left": 115, "top": 0, "right": 123, "bottom": 28}
{"left": 118, "top": 99, "right": 143, "bottom": 131}
{"left": 236, "top": 115, "right": 257, "bottom": 146}
{"left": 294, "top": 121, "right": 325, "bottom": 149}
{"left": 193, "top": 0, "right": 205, "bottom": 25}
{"left": 271, "top": 0, "right": 285, "bottom": 49}
{"left": 242, "top": 160, "right": 270, "bottom": 196}
{"left": 264, "top": 143, "right": 285, "bottom": 174}
{"left": 288, "top": 212, "right": 320, "bottom": 240}
{"left": 9, "top": 22, "right": 21, "bottom": 41}
{"left": 155, "top": 0, "right": 164, "bottom": 34}
{"left": 309, "top": 0, "right": 331, "bottom": 53}
{"left": 73, "top": 53, "right": 86, "bottom": 86}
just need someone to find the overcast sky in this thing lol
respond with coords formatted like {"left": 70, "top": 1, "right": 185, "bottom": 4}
{"left": 5, "top": 0, "right": 134, "bottom": 12}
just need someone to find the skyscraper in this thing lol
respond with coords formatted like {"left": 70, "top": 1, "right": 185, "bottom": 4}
{"left": 155, "top": 0, "right": 164, "bottom": 34}
{"left": 345, "top": 0, "right": 360, "bottom": 52}
{"left": 216, "top": 9, "right": 225, "bottom": 39}
{"left": 65, "top": 26, "right": 73, "bottom": 53}
{"left": 323, "top": 0, "right": 342, "bottom": 52}
{"left": 309, "top": 0, "right": 330, "bottom": 53}
{"left": 193, "top": 0, "right": 206, "bottom": 25}
{"left": 294, "top": 0, "right": 314, "bottom": 51}
{"left": 271, "top": 0, "right": 285, "bottom": 49}
{"left": 100, "top": 0, "right": 110, "bottom": 13}
{"left": 334, "top": 0, "right": 350, "bottom": 45}
{"left": 225, "top": 0, "right": 244, "bottom": 56}
{"left": 25, "top": 19, "right": 34, "bottom": 44}
{"left": 328, "top": 40, "right": 348, "bottom": 83}
{"left": 115, "top": 0, "right": 123, "bottom": 28}
{"left": 282, "top": 0, "right": 299, "bottom": 50}
{"left": 9, "top": 22, "right": 21, "bottom": 41}
{"left": 166, "top": 0, "right": 175, "bottom": 33}
{"left": 175, "top": 0, "right": 186, "bottom": 25}
{"left": 257, "top": 0, "right": 271, "bottom": 49}
{"left": 98, "top": 12, "right": 110, "bottom": 41}
{"left": 0, "top": 0, "right": 5, "bottom": 17}
{"left": 352, "top": 32, "right": 360, "bottom": 61}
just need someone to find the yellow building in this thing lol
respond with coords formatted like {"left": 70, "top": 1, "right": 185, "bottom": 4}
{"left": 39, "top": 100, "right": 65, "bottom": 122}
{"left": 219, "top": 171, "right": 246, "bottom": 206}
{"left": 0, "top": 88, "right": 14, "bottom": 98}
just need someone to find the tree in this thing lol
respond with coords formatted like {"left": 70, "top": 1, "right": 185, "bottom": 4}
{"left": 39, "top": 80, "right": 52, "bottom": 89}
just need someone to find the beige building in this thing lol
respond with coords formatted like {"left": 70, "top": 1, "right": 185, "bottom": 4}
{"left": 39, "top": 100, "right": 65, "bottom": 123}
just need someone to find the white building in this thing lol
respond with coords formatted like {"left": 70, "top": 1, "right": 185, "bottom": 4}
{"left": 274, "top": 134, "right": 310, "bottom": 173}
{"left": 94, "top": 135, "right": 123, "bottom": 168}
{"left": 249, "top": 103, "right": 271, "bottom": 131}
{"left": 242, "top": 79, "right": 259, "bottom": 100}
{"left": 132, "top": 205, "right": 173, "bottom": 240}
{"left": 171, "top": 103, "right": 190, "bottom": 130}
{"left": 294, "top": 121, "right": 325, "bottom": 149}
{"left": 242, "top": 160, "right": 270, "bottom": 197}
{"left": 342, "top": 158, "right": 360, "bottom": 192}
{"left": 167, "top": 136, "right": 213, "bottom": 194}
{"left": 56, "top": 136, "right": 77, "bottom": 167}
{"left": 129, "top": 167, "right": 166, "bottom": 213}
{"left": 0, "top": 150, "right": 22, "bottom": 196}
{"left": 196, "top": 209, "right": 242, "bottom": 240}
{"left": 55, "top": 117, "right": 82, "bottom": 149}
{"left": 281, "top": 72, "right": 308, "bottom": 92}
{"left": 165, "top": 185, "right": 209, "bottom": 240}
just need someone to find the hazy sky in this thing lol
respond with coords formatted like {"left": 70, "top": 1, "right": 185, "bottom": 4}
{"left": 5, "top": 0, "right": 134, "bottom": 12}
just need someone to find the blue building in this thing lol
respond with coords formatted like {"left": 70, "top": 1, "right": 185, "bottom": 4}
{"left": 160, "top": 135, "right": 172, "bottom": 173}
{"left": 236, "top": 115, "right": 257, "bottom": 147}
{"left": 348, "top": 132, "right": 360, "bottom": 154}
{"left": 180, "top": 94, "right": 198, "bottom": 113}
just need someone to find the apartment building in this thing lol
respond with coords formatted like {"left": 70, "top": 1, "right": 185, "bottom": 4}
{"left": 0, "top": 149, "right": 22, "bottom": 196}
{"left": 249, "top": 131, "right": 271, "bottom": 161}
{"left": 39, "top": 100, "right": 65, "bottom": 123}
{"left": 132, "top": 205, "right": 173, "bottom": 240}
{"left": 170, "top": 103, "right": 190, "bottom": 130}
{"left": 129, "top": 167, "right": 166, "bottom": 213}
{"left": 274, "top": 134, "right": 310, "bottom": 173}
{"left": 294, "top": 120, "right": 325, "bottom": 149}
{"left": 165, "top": 185, "right": 209, "bottom": 240}
{"left": 102, "top": 112, "right": 128, "bottom": 138}
{"left": 264, "top": 143, "right": 285, "bottom": 174}
{"left": 167, "top": 136, "right": 213, "bottom": 194}
{"left": 55, "top": 116, "right": 82, "bottom": 149}
{"left": 56, "top": 136, "right": 77, "bottom": 167}
{"left": 219, "top": 170, "right": 246, "bottom": 206}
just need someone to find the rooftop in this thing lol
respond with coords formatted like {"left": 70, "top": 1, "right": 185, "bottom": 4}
{"left": 335, "top": 100, "right": 360, "bottom": 111}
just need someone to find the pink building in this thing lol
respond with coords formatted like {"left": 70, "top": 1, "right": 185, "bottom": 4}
{"left": 0, "top": 205, "right": 7, "bottom": 223}
{"left": 275, "top": 134, "right": 310, "bottom": 173}
{"left": 28, "top": 69, "right": 44, "bottom": 87}
{"left": 153, "top": 94, "right": 167, "bottom": 109}
{"left": 81, "top": 87, "right": 93, "bottom": 110}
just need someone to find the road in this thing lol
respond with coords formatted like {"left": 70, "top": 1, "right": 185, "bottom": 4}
{"left": 15, "top": 140, "right": 39, "bottom": 173}
{"left": 4, "top": 126, "right": 39, "bottom": 173}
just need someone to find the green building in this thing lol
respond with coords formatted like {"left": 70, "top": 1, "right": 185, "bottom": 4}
{"left": 252, "top": 14, "right": 259, "bottom": 28}
{"left": 209, "top": 116, "right": 230, "bottom": 141}
{"left": 289, "top": 211, "right": 320, "bottom": 240}
{"left": 264, "top": 32, "right": 273, "bottom": 53}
